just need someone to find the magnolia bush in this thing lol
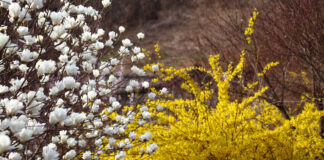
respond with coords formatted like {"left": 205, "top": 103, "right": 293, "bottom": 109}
{"left": 0, "top": 0, "right": 156, "bottom": 159}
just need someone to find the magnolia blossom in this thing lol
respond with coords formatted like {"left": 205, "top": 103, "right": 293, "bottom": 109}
{"left": 115, "top": 151, "right": 126, "bottom": 160}
{"left": 129, "top": 132, "right": 137, "bottom": 140}
{"left": 137, "top": 52, "right": 145, "bottom": 60}
{"left": 152, "top": 65, "right": 159, "bottom": 72}
{"left": 42, "top": 146, "right": 59, "bottom": 160}
{"left": 63, "top": 150, "right": 76, "bottom": 160}
{"left": 156, "top": 105, "right": 164, "bottom": 111}
{"left": 49, "top": 107, "right": 68, "bottom": 124}
{"left": 108, "top": 31, "right": 118, "bottom": 40}
{"left": 139, "top": 132, "right": 152, "bottom": 141}
{"left": 0, "top": 134, "right": 11, "bottom": 154}
{"left": 102, "top": 0, "right": 111, "bottom": 8}
{"left": 146, "top": 143, "right": 158, "bottom": 154}
{"left": 93, "top": 69, "right": 100, "bottom": 78}
{"left": 148, "top": 92, "right": 156, "bottom": 100}
{"left": 0, "top": 85, "right": 9, "bottom": 94}
{"left": 8, "top": 3, "right": 21, "bottom": 19}
{"left": 142, "top": 81, "right": 149, "bottom": 88}
{"left": 36, "top": 60, "right": 56, "bottom": 76}
{"left": 50, "top": 12, "right": 64, "bottom": 25}
{"left": 62, "top": 77, "right": 80, "bottom": 89}
{"left": 82, "top": 151, "right": 91, "bottom": 160}
{"left": 160, "top": 87, "right": 168, "bottom": 94}
{"left": 15, "top": 128, "right": 33, "bottom": 142}
{"left": 65, "top": 64, "right": 80, "bottom": 76}
{"left": 8, "top": 152, "right": 22, "bottom": 160}
{"left": 122, "top": 38, "right": 133, "bottom": 47}
{"left": 5, "top": 99, "right": 24, "bottom": 115}
{"left": 118, "top": 26, "right": 125, "bottom": 33}
{"left": 131, "top": 66, "right": 145, "bottom": 76}
{"left": 137, "top": 32, "right": 144, "bottom": 39}
{"left": 18, "top": 49, "right": 38, "bottom": 62}
{"left": 0, "top": 32, "right": 9, "bottom": 50}
{"left": 142, "top": 111, "right": 151, "bottom": 120}
{"left": 17, "top": 26, "right": 29, "bottom": 36}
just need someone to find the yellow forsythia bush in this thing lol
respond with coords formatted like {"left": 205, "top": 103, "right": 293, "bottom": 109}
{"left": 125, "top": 49, "right": 324, "bottom": 159}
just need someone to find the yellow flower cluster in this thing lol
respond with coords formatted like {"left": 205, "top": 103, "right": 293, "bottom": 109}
{"left": 126, "top": 49, "right": 324, "bottom": 159}
{"left": 244, "top": 8, "right": 259, "bottom": 44}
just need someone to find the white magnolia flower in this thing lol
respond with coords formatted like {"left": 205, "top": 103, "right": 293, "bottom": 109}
{"left": 102, "top": 0, "right": 111, "bottom": 8}
{"left": 115, "top": 151, "right": 126, "bottom": 160}
{"left": 112, "top": 101, "right": 121, "bottom": 110}
{"left": 82, "top": 151, "right": 92, "bottom": 160}
{"left": 129, "top": 131, "right": 137, "bottom": 140}
{"left": 42, "top": 146, "right": 59, "bottom": 160}
{"left": 131, "top": 66, "right": 145, "bottom": 76}
{"left": 129, "top": 80, "right": 140, "bottom": 89}
{"left": 93, "top": 69, "right": 100, "bottom": 78}
{"left": 49, "top": 107, "right": 68, "bottom": 124}
{"left": 142, "top": 111, "right": 151, "bottom": 119}
{"left": 17, "top": 26, "right": 29, "bottom": 36}
{"left": 18, "top": 49, "right": 38, "bottom": 62}
{"left": 64, "top": 17, "right": 77, "bottom": 29}
{"left": 62, "top": 76, "right": 80, "bottom": 89}
{"left": 50, "top": 25, "right": 66, "bottom": 40}
{"left": 67, "top": 138, "right": 77, "bottom": 147}
{"left": 137, "top": 32, "right": 144, "bottom": 39}
{"left": 0, "top": 134, "right": 11, "bottom": 154}
{"left": 110, "top": 58, "right": 119, "bottom": 65}
{"left": 23, "top": 35, "right": 37, "bottom": 45}
{"left": 160, "top": 87, "right": 168, "bottom": 94}
{"left": 97, "top": 28, "right": 105, "bottom": 37}
{"left": 78, "top": 139, "right": 87, "bottom": 147}
{"left": 105, "top": 39, "right": 113, "bottom": 47}
{"left": 125, "top": 85, "right": 133, "bottom": 92}
{"left": 0, "top": 85, "right": 9, "bottom": 94}
{"left": 139, "top": 132, "right": 152, "bottom": 141}
{"left": 8, "top": 3, "right": 21, "bottom": 19}
{"left": 27, "top": 0, "right": 44, "bottom": 9}
{"left": 146, "top": 143, "right": 158, "bottom": 154}
{"left": 118, "top": 26, "right": 125, "bottom": 33}
{"left": 132, "top": 46, "right": 141, "bottom": 53}
{"left": 148, "top": 92, "right": 156, "bottom": 100}
{"left": 50, "top": 12, "right": 64, "bottom": 25}
{"left": 15, "top": 128, "right": 33, "bottom": 142}
{"left": 137, "top": 52, "right": 145, "bottom": 60}
{"left": 152, "top": 64, "right": 159, "bottom": 72}
{"left": 93, "top": 119, "right": 103, "bottom": 128}
{"left": 156, "top": 105, "right": 164, "bottom": 111}
{"left": 63, "top": 150, "right": 76, "bottom": 160}
{"left": 65, "top": 64, "right": 80, "bottom": 76}
{"left": 9, "top": 77, "right": 27, "bottom": 92}
{"left": 118, "top": 46, "right": 130, "bottom": 55}
{"left": 0, "top": 32, "right": 9, "bottom": 50}
{"left": 51, "top": 136, "right": 60, "bottom": 143}
{"left": 70, "top": 112, "right": 87, "bottom": 125}
{"left": 81, "top": 31, "right": 91, "bottom": 42}
{"left": 8, "top": 116, "right": 26, "bottom": 133}
{"left": 122, "top": 38, "right": 133, "bottom": 47}
{"left": 5, "top": 99, "right": 24, "bottom": 115}
{"left": 8, "top": 152, "right": 22, "bottom": 160}
{"left": 18, "top": 64, "right": 29, "bottom": 74}
{"left": 36, "top": 60, "right": 56, "bottom": 76}
{"left": 108, "top": 31, "right": 118, "bottom": 40}
{"left": 142, "top": 81, "right": 149, "bottom": 88}
{"left": 88, "top": 90, "right": 97, "bottom": 100}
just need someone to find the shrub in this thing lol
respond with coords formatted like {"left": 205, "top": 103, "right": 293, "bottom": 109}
{"left": 0, "top": 0, "right": 155, "bottom": 159}
{"left": 135, "top": 48, "right": 324, "bottom": 159}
